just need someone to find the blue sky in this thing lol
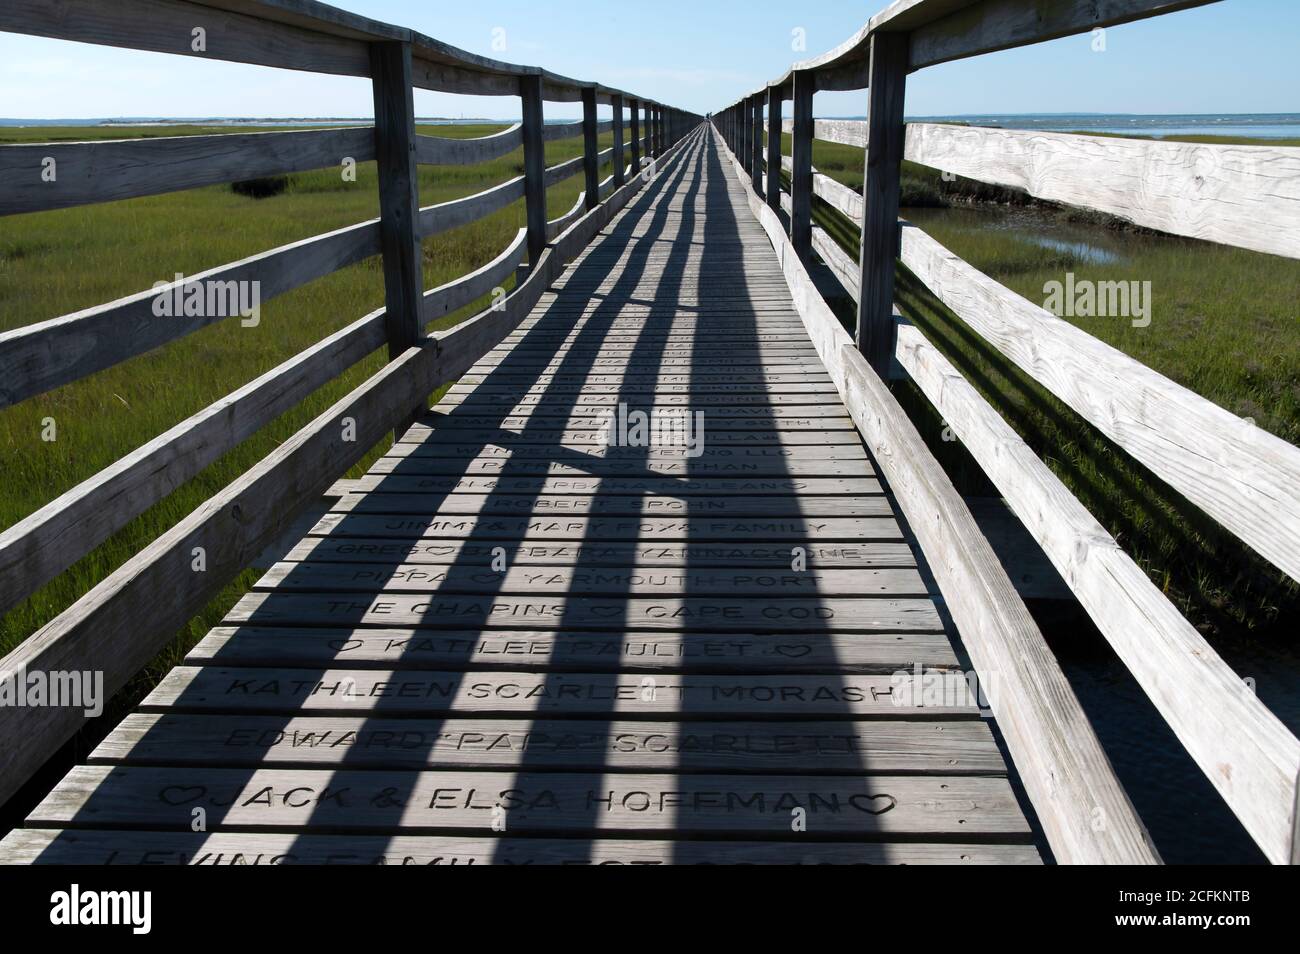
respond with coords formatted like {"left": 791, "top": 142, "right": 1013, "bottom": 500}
{"left": 1, "top": 0, "right": 1296, "bottom": 120}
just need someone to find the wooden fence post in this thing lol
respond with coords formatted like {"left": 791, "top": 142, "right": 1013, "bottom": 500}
{"left": 612, "top": 94, "right": 626, "bottom": 188}
{"left": 750, "top": 94, "right": 763, "bottom": 192}
{"left": 519, "top": 74, "right": 547, "bottom": 264}
{"left": 766, "top": 85, "right": 783, "bottom": 212}
{"left": 369, "top": 40, "right": 424, "bottom": 372}
{"left": 581, "top": 85, "right": 599, "bottom": 209}
{"left": 629, "top": 98, "right": 641, "bottom": 177}
{"left": 856, "top": 32, "right": 908, "bottom": 373}
{"left": 789, "top": 69, "right": 814, "bottom": 263}
{"left": 741, "top": 99, "right": 751, "bottom": 174}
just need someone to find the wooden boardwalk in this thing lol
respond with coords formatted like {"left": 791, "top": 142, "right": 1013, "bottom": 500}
{"left": 1, "top": 127, "right": 1040, "bottom": 865}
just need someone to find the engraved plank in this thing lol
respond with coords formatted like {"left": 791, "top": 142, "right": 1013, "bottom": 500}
{"left": 0, "top": 828, "right": 1040, "bottom": 865}
{"left": 28, "top": 766, "right": 1030, "bottom": 837}
{"left": 254, "top": 563, "right": 926, "bottom": 598}
{"left": 93, "top": 714, "right": 1003, "bottom": 774}
{"left": 329, "top": 493, "right": 891, "bottom": 519}
{"left": 224, "top": 592, "right": 942, "bottom": 632}
{"left": 336, "top": 475, "right": 880, "bottom": 496}
{"left": 186, "top": 626, "right": 958, "bottom": 674}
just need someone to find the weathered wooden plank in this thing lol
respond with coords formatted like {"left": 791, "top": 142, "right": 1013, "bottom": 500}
{"left": 0, "top": 828, "right": 1040, "bottom": 865}
{"left": 371, "top": 458, "right": 874, "bottom": 483}
{"left": 283, "top": 536, "right": 908, "bottom": 568}
{"left": 909, "top": 0, "right": 1222, "bottom": 72}
{"left": 715, "top": 122, "right": 1158, "bottom": 863}
{"left": 905, "top": 123, "right": 1300, "bottom": 258}
{"left": 388, "top": 441, "right": 867, "bottom": 462}
{"left": 147, "top": 667, "right": 962, "bottom": 718}
{"left": 327, "top": 492, "right": 891, "bottom": 519}
{"left": 900, "top": 223, "right": 1300, "bottom": 583}
{"left": 0, "top": 126, "right": 375, "bottom": 215}
{"left": 815, "top": 119, "right": 868, "bottom": 148}
{"left": 402, "top": 428, "right": 860, "bottom": 448}
{"left": 409, "top": 412, "right": 854, "bottom": 433}
{"left": 186, "top": 625, "right": 956, "bottom": 673}
{"left": 0, "top": 217, "right": 379, "bottom": 409}
{"left": 94, "top": 713, "right": 1002, "bottom": 774}
{"left": 897, "top": 321, "right": 1300, "bottom": 864}
{"left": 415, "top": 123, "right": 522, "bottom": 165}
{"left": 415, "top": 176, "right": 526, "bottom": 238}
{"left": 256, "top": 561, "right": 925, "bottom": 598}
{"left": 339, "top": 474, "right": 878, "bottom": 496}
{"left": 28, "top": 765, "right": 1028, "bottom": 836}
{"left": 0, "top": 0, "right": 371, "bottom": 77}
{"left": 225, "top": 591, "right": 941, "bottom": 633}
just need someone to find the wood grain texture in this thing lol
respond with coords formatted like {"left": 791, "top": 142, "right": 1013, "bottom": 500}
{"left": 0, "top": 126, "right": 375, "bottom": 215}
{"left": 0, "top": 828, "right": 1040, "bottom": 865}
{"left": 899, "top": 223, "right": 1300, "bottom": 583}
{"left": 93, "top": 713, "right": 1002, "bottom": 773}
{"left": 29, "top": 765, "right": 1029, "bottom": 837}
{"left": 185, "top": 625, "right": 957, "bottom": 673}
{"left": 905, "top": 122, "right": 1300, "bottom": 258}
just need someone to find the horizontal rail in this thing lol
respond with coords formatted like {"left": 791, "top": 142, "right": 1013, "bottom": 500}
{"left": 415, "top": 176, "right": 525, "bottom": 238}
{"left": 598, "top": 174, "right": 616, "bottom": 202}
{"left": 543, "top": 121, "right": 585, "bottom": 142}
{"left": 420, "top": 228, "right": 529, "bottom": 325}
{"left": 0, "top": 0, "right": 669, "bottom": 105}
{"left": 546, "top": 193, "right": 587, "bottom": 241}
{"left": 0, "top": 126, "right": 375, "bottom": 215}
{"left": 905, "top": 123, "right": 1300, "bottom": 259}
{"left": 895, "top": 321, "right": 1300, "bottom": 864}
{"left": 415, "top": 123, "right": 522, "bottom": 165}
{"left": 0, "top": 217, "right": 381, "bottom": 409}
{"left": 544, "top": 156, "right": 584, "bottom": 186}
{"left": 898, "top": 222, "right": 1300, "bottom": 584}
{"left": 745, "top": 0, "right": 1219, "bottom": 95}
{"left": 712, "top": 123, "right": 1157, "bottom": 863}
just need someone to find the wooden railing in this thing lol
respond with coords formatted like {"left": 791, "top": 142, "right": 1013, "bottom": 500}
{"left": 0, "top": 0, "right": 700, "bottom": 809}
{"left": 714, "top": 0, "right": 1300, "bottom": 865}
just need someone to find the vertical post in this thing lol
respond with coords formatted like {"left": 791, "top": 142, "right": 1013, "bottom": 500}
{"left": 740, "top": 99, "right": 750, "bottom": 173}
{"left": 369, "top": 40, "right": 425, "bottom": 376}
{"left": 629, "top": 98, "right": 641, "bottom": 178}
{"left": 765, "top": 85, "right": 783, "bottom": 213}
{"left": 750, "top": 95, "right": 763, "bottom": 192}
{"left": 612, "top": 94, "right": 625, "bottom": 188}
{"left": 856, "top": 32, "right": 908, "bottom": 374}
{"left": 519, "top": 74, "right": 547, "bottom": 264}
{"left": 655, "top": 105, "right": 663, "bottom": 156}
{"left": 581, "top": 85, "right": 599, "bottom": 210}
{"left": 789, "top": 69, "right": 814, "bottom": 263}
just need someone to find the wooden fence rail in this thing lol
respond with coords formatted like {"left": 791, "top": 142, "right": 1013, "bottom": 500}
{"left": 716, "top": 0, "right": 1300, "bottom": 865}
{"left": 0, "top": 0, "right": 700, "bottom": 810}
